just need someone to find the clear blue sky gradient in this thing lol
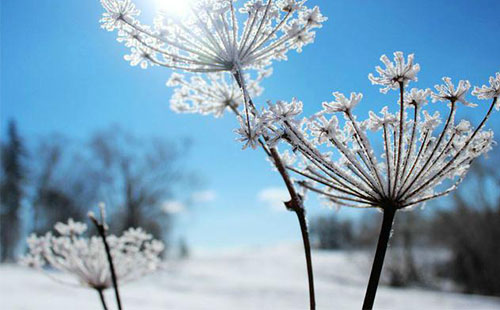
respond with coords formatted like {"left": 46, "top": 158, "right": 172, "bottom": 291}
{"left": 1, "top": 0, "right": 499, "bottom": 249}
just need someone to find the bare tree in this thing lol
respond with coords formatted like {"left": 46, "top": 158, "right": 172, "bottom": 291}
{"left": 432, "top": 151, "right": 500, "bottom": 296}
{"left": 1, "top": 120, "right": 26, "bottom": 262}
{"left": 31, "top": 136, "right": 100, "bottom": 234}
{"left": 88, "top": 127, "right": 191, "bottom": 245}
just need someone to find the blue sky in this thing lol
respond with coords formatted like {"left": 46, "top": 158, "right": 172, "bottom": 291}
{"left": 1, "top": 0, "right": 499, "bottom": 249}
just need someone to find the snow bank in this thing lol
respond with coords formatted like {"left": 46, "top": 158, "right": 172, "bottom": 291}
{"left": 1, "top": 244, "right": 499, "bottom": 309}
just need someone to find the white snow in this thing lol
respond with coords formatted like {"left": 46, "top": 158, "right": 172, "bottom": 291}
{"left": 1, "top": 244, "right": 499, "bottom": 309}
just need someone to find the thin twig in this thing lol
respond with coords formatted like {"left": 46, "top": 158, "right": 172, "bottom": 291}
{"left": 97, "top": 288, "right": 109, "bottom": 310}
{"left": 89, "top": 212, "right": 123, "bottom": 310}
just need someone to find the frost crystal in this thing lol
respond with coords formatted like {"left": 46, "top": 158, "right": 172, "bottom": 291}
{"left": 21, "top": 219, "right": 164, "bottom": 290}
{"left": 261, "top": 52, "right": 498, "bottom": 210}
{"left": 100, "top": 0, "right": 327, "bottom": 72}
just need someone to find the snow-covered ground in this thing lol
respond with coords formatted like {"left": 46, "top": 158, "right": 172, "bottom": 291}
{"left": 1, "top": 245, "right": 499, "bottom": 309}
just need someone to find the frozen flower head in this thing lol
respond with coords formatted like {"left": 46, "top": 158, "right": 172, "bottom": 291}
{"left": 369, "top": 52, "right": 420, "bottom": 93}
{"left": 432, "top": 77, "right": 475, "bottom": 107}
{"left": 261, "top": 53, "right": 498, "bottom": 211}
{"left": 263, "top": 98, "right": 303, "bottom": 123}
{"left": 403, "top": 88, "right": 431, "bottom": 109}
{"left": 472, "top": 72, "right": 500, "bottom": 109}
{"left": 21, "top": 219, "right": 164, "bottom": 290}
{"left": 322, "top": 92, "right": 363, "bottom": 113}
{"left": 100, "top": 0, "right": 327, "bottom": 73}
{"left": 307, "top": 114, "right": 341, "bottom": 145}
{"left": 167, "top": 69, "right": 270, "bottom": 117}
{"left": 234, "top": 114, "right": 264, "bottom": 149}
{"left": 54, "top": 219, "right": 88, "bottom": 236}
{"left": 367, "top": 107, "right": 397, "bottom": 131}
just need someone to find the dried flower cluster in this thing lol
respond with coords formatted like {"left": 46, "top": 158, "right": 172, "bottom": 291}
{"left": 100, "top": 0, "right": 326, "bottom": 72}
{"left": 248, "top": 52, "right": 499, "bottom": 210}
{"left": 21, "top": 219, "right": 164, "bottom": 290}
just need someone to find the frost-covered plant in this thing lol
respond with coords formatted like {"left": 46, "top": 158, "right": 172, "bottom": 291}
{"left": 21, "top": 218, "right": 164, "bottom": 309}
{"left": 167, "top": 68, "right": 271, "bottom": 117}
{"left": 100, "top": 0, "right": 326, "bottom": 131}
{"left": 257, "top": 51, "right": 499, "bottom": 309}
{"left": 100, "top": 0, "right": 325, "bottom": 72}
{"left": 99, "top": 1, "right": 327, "bottom": 308}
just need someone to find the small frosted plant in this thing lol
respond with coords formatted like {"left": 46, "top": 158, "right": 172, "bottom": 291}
{"left": 99, "top": 1, "right": 327, "bottom": 308}
{"left": 256, "top": 52, "right": 499, "bottom": 309}
{"left": 21, "top": 217, "right": 164, "bottom": 310}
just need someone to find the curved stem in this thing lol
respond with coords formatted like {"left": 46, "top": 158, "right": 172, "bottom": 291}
{"left": 97, "top": 288, "right": 109, "bottom": 310}
{"left": 89, "top": 217, "right": 123, "bottom": 310}
{"left": 232, "top": 72, "right": 316, "bottom": 309}
{"left": 269, "top": 147, "right": 316, "bottom": 310}
{"left": 362, "top": 207, "right": 397, "bottom": 310}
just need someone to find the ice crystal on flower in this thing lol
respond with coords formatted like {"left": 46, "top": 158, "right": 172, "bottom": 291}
{"left": 308, "top": 114, "right": 341, "bottom": 145}
{"left": 404, "top": 88, "right": 431, "bottom": 109}
{"left": 367, "top": 107, "right": 397, "bottom": 131}
{"left": 420, "top": 110, "right": 441, "bottom": 131}
{"left": 432, "top": 77, "right": 475, "bottom": 107}
{"left": 322, "top": 92, "right": 363, "bottom": 113}
{"left": 100, "top": 0, "right": 140, "bottom": 31}
{"left": 263, "top": 98, "right": 303, "bottom": 123}
{"left": 472, "top": 72, "right": 500, "bottom": 108}
{"left": 21, "top": 219, "right": 164, "bottom": 290}
{"left": 260, "top": 52, "right": 498, "bottom": 211}
{"left": 234, "top": 114, "right": 264, "bottom": 149}
{"left": 100, "top": 0, "right": 327, "bottom": 72}
{"left": 368, "top": 52, "right": 420, "bottom": 94}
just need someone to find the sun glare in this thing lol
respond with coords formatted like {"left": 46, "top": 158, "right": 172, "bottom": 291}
{"left": 155, "top": 0, "right": 193, "bottom": 16}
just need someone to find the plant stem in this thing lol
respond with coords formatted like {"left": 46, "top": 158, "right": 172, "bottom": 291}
{"left": 269, "top": 147, "right": 316, "bottom": 310}
{"left": 97, "top": 288, "right": 109, "bottom": 310}
{"left": 232, "top": 70, "right": 316, "bottom": 309}
{"left": 90, "top": 217, "right": 123, "bottom": 310}
{"left": 295, "top": 207, "right": 316, "bottom": 310}
{"left": 362, "top": 207, "right": 397, "bottom": 310}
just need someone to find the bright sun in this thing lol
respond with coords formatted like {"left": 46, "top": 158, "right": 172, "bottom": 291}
{"left": 155, "top": 0, "right": 193, "bottom": 16}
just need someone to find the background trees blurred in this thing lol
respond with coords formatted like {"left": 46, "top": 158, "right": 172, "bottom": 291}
{"left": 0, "top": 121, "right": 26, "bottom": 262}
{"left": 431, "top": 154, "right": 500, "bottom": 295}
{"left": 1, "top": 119, "right": 499, "bottom": 296}
{"left": 87, "top": 127, "right": 192, "bottom": 240}
{"left": 0, "top": 121, "right": 194, "bottom": 260}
